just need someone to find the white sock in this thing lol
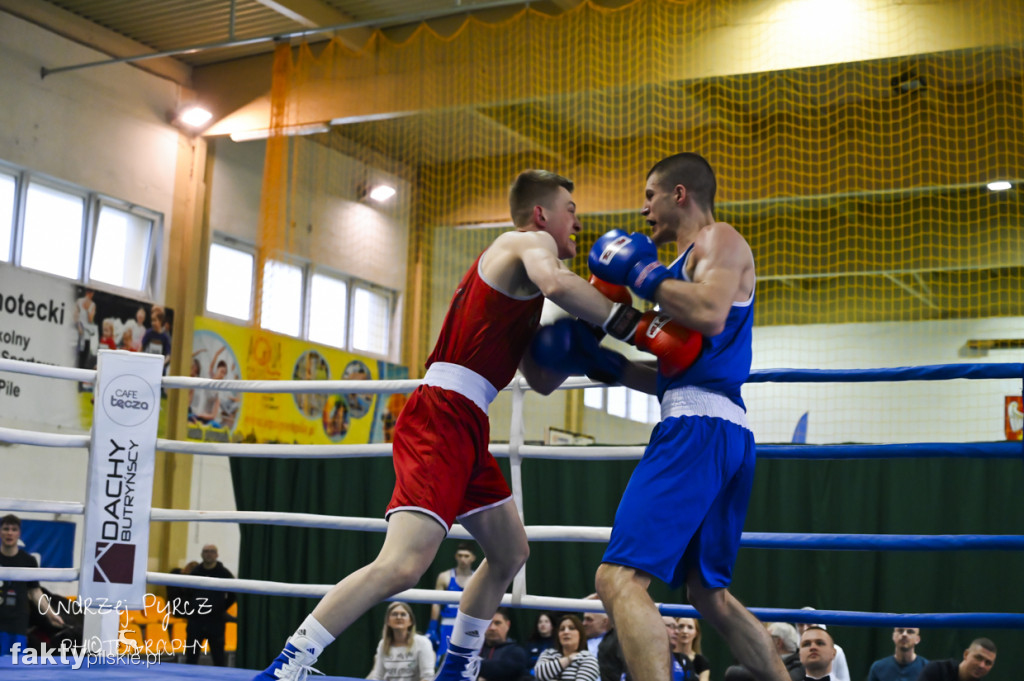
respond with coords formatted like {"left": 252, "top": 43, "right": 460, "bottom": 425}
{"left": 288, "top": 614, "right": 335, "bottom": 658}
{"left": 449, "top": 610, "right": 491, "bottom": 652}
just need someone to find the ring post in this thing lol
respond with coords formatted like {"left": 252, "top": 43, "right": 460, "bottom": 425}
{"left": 508, "top": 376, "right": 528, "bottom": 604}
{"left": 79, "top": 350, "right": 163, "bottom": 651}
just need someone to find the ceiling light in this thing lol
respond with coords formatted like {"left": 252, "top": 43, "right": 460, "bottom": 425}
{"left": 986, "top": 181, "right": 1012, "bottom": 192}
{"left": 368, "top": 185, "right": 396, "bottom": 202}
{"left": 179, "top": 106, "right": 213, "bottom": 128}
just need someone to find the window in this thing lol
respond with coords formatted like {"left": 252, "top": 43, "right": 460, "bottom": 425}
{"left": 261, "top": 259, "right": 304, "bottom": 337}
{"left": 351, "top": 284, "right": 391, "bottom": 356}
{"left": 0, "top": 160, "right": 163, "bottom": 296}
{"left": 0, "top": 172, "right": 14, "bottom": 262}
{"left": 205, "top": 235, "right": 396, "bottom": 357}
{"left": 607, "top": 386, "right": 628, "bottom": 418}
{"left": 89, "top": 203, "right": 156, "bottom": 290}
{"left": 584, "top": 385, "right": 659, "bottom": 424}
{"left": 308, "top": 272, "right": 348, "bottom": 348}
{"left": 21, "top": 182, "right": 85, "bottom": 279}
{"left": 583, "top": 387, "right": 604, "bottom": 409}
{"left": 206, "top": 242, "right": 254, "bottom": 321}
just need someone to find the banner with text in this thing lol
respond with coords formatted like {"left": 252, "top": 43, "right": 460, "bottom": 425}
{"left": 189, "top": 316, "right": 408, "bottom": 445}
{"left": 80, "top": 351, "right": 162, "bottom": 609}
{"left": 0, "top": 262, "right": 173, "bottom": 433}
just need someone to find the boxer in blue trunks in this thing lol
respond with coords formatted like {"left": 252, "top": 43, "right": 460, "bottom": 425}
{"left": 586, "top": 153, "right": 790, "bottom": 681}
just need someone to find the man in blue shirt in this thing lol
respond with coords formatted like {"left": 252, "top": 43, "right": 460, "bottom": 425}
{"left": 867, "top": 627, "right": 928, "bottom": 681}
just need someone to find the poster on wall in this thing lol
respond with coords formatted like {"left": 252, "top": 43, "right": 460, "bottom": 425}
{"left": 189, "top": 316, "right": 408, "bottom": 445}
{"left": 0, "top": 262, "right": 173, "bottom": 432}
{"left": 1007, "top": 396, "right": 1023, "bottom": 441}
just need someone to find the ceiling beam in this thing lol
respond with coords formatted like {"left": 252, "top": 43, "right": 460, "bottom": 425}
{"left": 252, "top": 0, "right": 372, "bottom": 51}
{"left": 0, "top": 0, "right": 191, "bottom": 86}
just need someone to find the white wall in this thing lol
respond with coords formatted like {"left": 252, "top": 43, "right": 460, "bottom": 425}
{"left": 497, "top": 318, "right": 1024, "bottom": 450}
{"left": 747, "top": 318, "right": 1024, "bottom": 444}
{"left": 0, "top": 13, "right": 180, "bottom": 295}
{"left": 207, "top": 136, "right": 410, "bottom": 293}
{"left": 0, "top": 13, "right": 183, "bottom": 595}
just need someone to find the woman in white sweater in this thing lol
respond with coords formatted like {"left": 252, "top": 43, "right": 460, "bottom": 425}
{"left": 367, "top": 602, "right": 435, "bottom": 681}
{"left": 533, "top": 614, "right": 600, "bottom": 681}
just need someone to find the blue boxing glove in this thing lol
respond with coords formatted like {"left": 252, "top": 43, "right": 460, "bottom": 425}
{"left": 588, "top": 230, "right": 671, "bottom": 301}
{"left": 530, "top": 318, "right": 628, "bottom": 384}
{"left": 426, "top": 620, "right": 441, "bottom": 651}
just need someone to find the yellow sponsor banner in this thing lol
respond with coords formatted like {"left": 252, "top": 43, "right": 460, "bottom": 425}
{"left": 188, "top": 316, "right": 398, "bottom": 444}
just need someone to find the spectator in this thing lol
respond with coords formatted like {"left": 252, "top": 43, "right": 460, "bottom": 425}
{"left": 581, "top": 595, "right": 628, "bottom": 681}
{"left": 766, "top": 622, "right": 802, "bottom": 677}
{"left": 673, "top": 617, "right": 710, "bottom": 681}
{"left": 0, "top": 514, "right": 64, "bottom": 654}
{"left": 184, "top": 544, "right": 236, "bottom": 666}
{"left": 367, "top": 602, "right": 434, "bottom": 681}
{"left": 478, "top": 608, "right": 530, "bottom": 681}
{"left": 428, "top": 542, "right": 478, "bottom": 661}
{"left": 796, "top": 610, "right": 849, "bottom": 681}
{"left": 866, "top": 627, "right": 927, "bottom": 681}
{"left": 725, "top": 621, "right": 800, "bottom": 681}
{"left": 165, "top": 567, "right": 191, "bottom": 618}
{"left": 525, "top": 612, "right": 556, "bottom": 666}
{"left": 534, "top": 615, "right": 599, "bottom": 681}
{"left": 798, "top": 626, "right": 835, "bottom": 681}
{"left": 581, "top": 606, "right": 609, "bottom": 657}
{"left": 917, "top": 638, "right": 996, "bottom": 681}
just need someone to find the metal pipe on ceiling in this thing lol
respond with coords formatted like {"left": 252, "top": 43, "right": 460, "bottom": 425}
{"left": 40, "top": 0, "right": 534, "bottom": 78}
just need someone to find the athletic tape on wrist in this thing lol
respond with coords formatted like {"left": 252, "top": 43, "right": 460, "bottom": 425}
{"left": 602, "top": 303, "right": 642, "bottom": 341}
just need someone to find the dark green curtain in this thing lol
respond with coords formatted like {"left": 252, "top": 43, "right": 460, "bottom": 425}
{"left": 233, "top": 452, "right": 1023, "bottom": 679}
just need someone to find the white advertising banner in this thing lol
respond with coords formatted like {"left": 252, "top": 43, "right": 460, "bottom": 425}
{"left": 0, "top": 262, "right": 175, "bottom": 433}
{"left": 0, "top": 263, "right": 79, "bottom": 427}
{"left": 79, "top": 350, "right": 163, "bottom": 609}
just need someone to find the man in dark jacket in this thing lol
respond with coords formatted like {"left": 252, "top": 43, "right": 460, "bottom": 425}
{"left": 1, "top": 514, "right": 64, "bottom": 655}
{"left": 918, "top": 639, "right": 996, "bottom": 681}
{"left": 478, "top": 608, "right": 529, "bottom": 681}
{"left": 185, "top": 544, "right": 236, "bottom": 666}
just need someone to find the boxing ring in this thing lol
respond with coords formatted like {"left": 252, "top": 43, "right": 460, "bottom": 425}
{"left": 1, "top": 354, "right": 1023, "bottom": 678}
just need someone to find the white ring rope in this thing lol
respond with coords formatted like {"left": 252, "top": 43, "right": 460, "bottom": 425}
{"left": 161, "top": 376, "right": 423, "bottom": 394}
{"left": 0, "top": 498, "right": 84, "bottom": 515}
{"left": 0, "top": 426, "right": 90, "bottom": 448}
{"left": 0, "top": 567, "right": 80, "bottom": 581}
{"left": 158, "top": 374, "right": 595, "bottom": 395}
{"left": 145, "top": 572, "right": 609, "bottom": 614}
{"left": 155, "top": 439, "right": 394, "bottom": 458}
{"left": 0, "top": 357, "right": 95, "bottom": 382}
{"left": 1, "top": 428, "right": 648, "bottom": 460}
{"left": 146, "top": 508, "right": 601, "bottom": 542}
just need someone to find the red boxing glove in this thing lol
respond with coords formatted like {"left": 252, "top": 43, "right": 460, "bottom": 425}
{"left": 633, "top": 311, "right": 702, "bottom": 377}
{"left": 589, "top": 274, "right": 632, "bottom": 306}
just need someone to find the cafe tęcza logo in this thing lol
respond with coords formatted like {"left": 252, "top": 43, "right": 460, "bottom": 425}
{"left": 101, "top": 374, "right": 155, "bottom": 427}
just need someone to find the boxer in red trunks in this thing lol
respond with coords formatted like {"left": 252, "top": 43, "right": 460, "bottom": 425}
{"left": 256, "top": 170, "right": 641, "bottom": 681}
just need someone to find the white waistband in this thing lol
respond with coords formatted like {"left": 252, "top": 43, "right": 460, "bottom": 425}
{"left": 660, "top": 386, "right": 749, "bottom": 429}
{"left": 422, "top": 362, "right": 498, "bottom": 415}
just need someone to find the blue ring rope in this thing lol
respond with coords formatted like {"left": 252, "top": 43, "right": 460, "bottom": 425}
{"left": 758, "top": 442, "right": 1020, "bottom": 459}
{"left": 740, "top": 532, "right": 1024, "bottom": 550}
{"left": 654, "top": 606, "right": 1024, "bottom": 629}
{"left": 750, "top": 362, "right": 1023, "bottom": 383}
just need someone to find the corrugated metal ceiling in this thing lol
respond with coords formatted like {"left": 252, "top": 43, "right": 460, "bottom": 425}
{"left": 35, "top": 0, "right": 546, "bottom": 66}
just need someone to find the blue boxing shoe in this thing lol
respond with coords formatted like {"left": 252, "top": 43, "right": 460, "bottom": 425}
{"left": 253, "top": 641, "right": 322, "bottom": 680}
{"left": 434, "top": 641, "right": 481, "bottom": 681}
